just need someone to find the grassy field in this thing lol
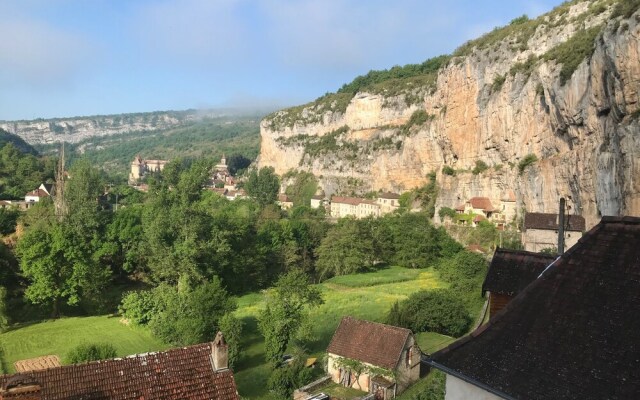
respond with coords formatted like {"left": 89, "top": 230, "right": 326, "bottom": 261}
{"left": 0, "top": 316, "right": 168, "bottom": 373}
{"left": 234, "top": 266, "right": 446, "bottom": 399}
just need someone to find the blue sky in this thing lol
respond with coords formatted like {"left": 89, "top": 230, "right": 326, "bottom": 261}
{"left": 0, "top": 0, "right": 564, "bottom": 121}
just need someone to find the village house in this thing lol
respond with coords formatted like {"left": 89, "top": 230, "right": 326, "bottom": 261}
{"left": 455, "top": 197, "right": 495, "bottom": 219}
{"left": 376, "top": 192, "right": 401, "bottom": 214}
{"left": 129, "top": 155, "right": 168, "bottom": 184}
{"left": 427, "top": 216, "right": 640, "bottom": 399}
{"left": 330, "top": 196, "right": 379, "bottom": 219}
{"left": 310, "top": 194, "right": 325, "bottom": 209}
{"left": 497, "top": 191, "right": 517, "bottom": 224}
{"left": 0, "top": 332, "right": 239, "bottom": 400}
{"left": 522, "top": 212, "right": 585, "bottom": 252}
{"left": 24, "top": 183, "right": 54, "bottom": 203}
{"left": 482, "top": 248, "right": 556, "bottom": 318}
{"left": 277, "top": 193, "right": 294, "bottom": 210}
{"left": 326, "top": 317, "right": 421, "bottom": 399}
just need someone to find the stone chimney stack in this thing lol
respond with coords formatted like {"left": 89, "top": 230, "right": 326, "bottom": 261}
{"left": 1, "top": 375, "right": 42, "bottom": 400}
{"left": 212, "top": 331, "right": 229, "bottom": 371}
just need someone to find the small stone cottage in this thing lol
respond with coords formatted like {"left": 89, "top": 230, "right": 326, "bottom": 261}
{"left": 326, "top": 317, "right": 421, "bottom": 400}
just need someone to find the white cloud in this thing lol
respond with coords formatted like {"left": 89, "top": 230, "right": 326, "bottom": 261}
{"left": 0, "top": 14, "right": 93, "bottom": 87}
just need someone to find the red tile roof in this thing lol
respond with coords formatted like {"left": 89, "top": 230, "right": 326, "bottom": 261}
{"left": 473, "top": 215, "right": 486, "bottom": 223}
{"left": 430, "top": 216, "right": 640, "bottom": 399}
{"left": 327, "top": 317, "right": 411, "bottom": 370}
{"left": 468, "top": 197, "right": 494, "bottom": 212}
{"left": 331, "top": 196, "right": 363, "bottom": 206}
{"left": 378, "top": 192, "right": 400, "bottom": 200}
{"left": 0, "top": 343, "right": 239, "bottom": 400}
{"left": 24, "top": 189, "right": 49, "bottom": 198}
{"left": 524, "top": 212, "right": 585, "bottom": 231}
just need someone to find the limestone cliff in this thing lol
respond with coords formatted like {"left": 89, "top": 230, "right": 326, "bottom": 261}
{"left": 257, "top": 0, "right": 640, "bottom": 228}
{"left": 0, "top": 110, "right": 215, "bottom": 145}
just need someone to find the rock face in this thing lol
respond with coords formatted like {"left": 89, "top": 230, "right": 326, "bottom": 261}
{"left": 0, "top": 111, "right": 210, "bottom": 145}
{"left": 257, "top": 2, "right": 640, "bottom": 228}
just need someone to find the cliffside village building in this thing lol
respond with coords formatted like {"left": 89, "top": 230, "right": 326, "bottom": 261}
{"left": 522, "top": 212, "right": 585, "bottom": 252}
{"left": 0, "top": 333, "right": 239, "bottom": 400}
{"left": 329, "top": 193, "right": 400, "bottom": 219}
{"left": 325, "top": 317, "right": 421, "bottom": 399}
{"left": 453, "top": 193, "right": 517, "bottom": 228}
{"left": 427, "top": 216, "right": 640, "bottom": 399}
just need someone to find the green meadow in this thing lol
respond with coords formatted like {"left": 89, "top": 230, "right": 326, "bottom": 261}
{"left": 0, "top": 266, "right": 454, "bottom": 398}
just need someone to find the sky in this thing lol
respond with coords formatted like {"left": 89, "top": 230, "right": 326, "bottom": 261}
{"left": 0, "top": 0, "right": 565, "bottom": 121}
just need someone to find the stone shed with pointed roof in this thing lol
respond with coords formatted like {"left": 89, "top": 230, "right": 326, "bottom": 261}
{"left": 0, "top": 337, "right": 239, "bottom": 400}
{"left": 428, "top": 216, "right": 640, "bottom": 400}
{"left": 522, "top": 212, "right": 585, "bottom": 252}
{"left": 326, "top": 317, "right": 421, "bottom": 399}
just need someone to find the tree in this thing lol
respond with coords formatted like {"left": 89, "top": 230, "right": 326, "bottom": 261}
{"left": 387, "top": 289, "right": 471, "bottom": 337}
{"left": 0, "top": 286, "right": 8, "bottom": 332}
{"left": 258, "top": 270, "right": 323, "bottom": 366}
{"left": 315, "top": 219, "right": 376, "bottom": 279}
{"left": 245, "top": 167, "right": 280, "bottom": 207}
{"left": 0, "top": 208, "right": 19, "bottom": 235}
{"left": 226, "top": 154, "right": 251, "bottom": 176}
{"left": 219, "top": 313, "right": 243, "bottom": 368}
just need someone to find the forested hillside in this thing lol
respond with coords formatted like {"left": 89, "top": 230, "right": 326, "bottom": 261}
{"left": 0, "top": 142, "right": 55, "bottom": 200}
{"left": 0, "top": 129, "right": 38, "bottom": 155}
{"left": 35, "top": 116, "right": 261, "bottom": 181}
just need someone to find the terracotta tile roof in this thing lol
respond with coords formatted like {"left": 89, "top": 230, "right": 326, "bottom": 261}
{"left": 377, "top": 192, "right": 400, "bottom": 200}
{"left": 468, "top": 197, "right": 494, "bottom": 212}
{"left": 0, "top": 343, "right": 239, "bottom": 400}
{"left": 24, "top": 189, "right": 49, "bottom": 198}
{"left": 430, "top": 216, "right": 640, "bottom": 399}
{"left": 331, "top": 196, "right": 363, "bottom": 206}
{"left": 482, "top": 248, "right": 556, "bottom": 296}
{"left": 327, "top": 317, "right": 411, "bottom": 370}
{"left": 473, "top": 215, "right": 486, "bottom": 223}
{"left": 455, "top": 204, "right": 465, "bottom": 212}
{"left": 524, "top": 212, "right": 585, "bottom": 232}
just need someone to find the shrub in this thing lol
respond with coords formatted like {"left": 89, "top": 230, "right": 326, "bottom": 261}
{"left": 611, "top": 0, "right": 640, "bottom": 19}
{"left": 66, "top": 343, "right": 117, "bottom": 364}
{"left": 387, "top": 289, "right": 472, "bottom": 337}
{"left": 472, "top": 160, "right": 489, "bottom": 175}
{"left": 491, "top": 75, "right": 506, "bottom": 93}
{"left": 518, "top": 153, "right": 538, "bottom": 174}
{"left": 442, "top": 166, "right": 456, "bottom": 176}
{"left": 218, "top": 313, "right": 243, "bottom": 368}
{"left": 438, "top": 207, "right": 457, "bottom": 221}
{"left": 267, "top": 355, "right": 313, "bottom": 399}
{"left": 0, "top": 287, "right": 8, "bottom": 333}
{"left": 542, "top": 26, "right": 602, "bottom": 85}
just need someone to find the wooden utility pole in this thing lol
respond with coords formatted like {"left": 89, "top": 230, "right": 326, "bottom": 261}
{"left": 558, "top": 197, "right": 565, "bottom": 254}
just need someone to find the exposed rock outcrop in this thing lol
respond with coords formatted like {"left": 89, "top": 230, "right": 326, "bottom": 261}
{"left": 257, "top": 1, "right": 640, "bottom": 228}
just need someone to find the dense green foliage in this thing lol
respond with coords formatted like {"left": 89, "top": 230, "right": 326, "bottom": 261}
{"left": 398, "top": 172, "right": 439, "bottom": 217}
{"left": 518, "top": 153, "right": 539, "bottom": 174}
{"left": 438, "top": 207, "right": 457, "bottom": 221}
{"left": 611, "top": 0, "right": 640, "bottom": 19}
{"left": 258, "top": 270, "right": 323, "bottom": 366}
{"left": 337, "top": 55, "right": 451, "bottom": 95}
{"left": 387, "top": 289, "right": 471, "bottom": 337}
{"left": 436, "top": 250, "right": 488, "bottom": 311}
{"left": 65, "top": 343, "right": 117, "bottom": 364}
{"left": 245, "top": 167, "right": 280, "bottom": 207}
{"left": 284, "top": 171, "right": 318, "bottom": 207}
{"left": 0, "top": 287, "right": 8, "bottom": 333}
{"left": 398, "top": 370, "right": 445, "bottom": 400}
{"left": 542, "top": 25, "right": 602, "bottom": 85}
{"left": 219, "top": 313, "right": 243, "bottom": 368}
{"left": 0, "top": 143, "right": 55, "bottom": 199}
{"left": 119, "top": 278, "right": 235, "bottom": 346}
{"left": 0, "top": 208, "right": 19, "bottom": 235}
{"left": 267, "top": 352, "right": 314, "bottom": 399}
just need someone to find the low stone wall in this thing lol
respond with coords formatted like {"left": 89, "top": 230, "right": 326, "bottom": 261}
{"left": 293, "top": 375, "right": 333, "bottom": 400}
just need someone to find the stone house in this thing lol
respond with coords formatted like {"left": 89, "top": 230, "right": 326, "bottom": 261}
{"left": 482, "top": 248, "right": 556, "bottom": 318}
{"left": 427, "top": 216, "right": 640, "bottom": 399}
{"left": 455, "top": 197, "right": 495, "bottom": 219}
{"left": 277, "top": 194, "right": 294, "bottom": 210}
{"left": 498, "top": 191, "right": 517, "bottom": 224}
{"left": 326, "top": 317, "right": 421, "bottom": 399}
{"left": 310, "top": 195, "right": 325, "bottom": 209}
{"left": 129, "top": 155, "right": 168, "bottom": 184}
{"left": 376, "top": 192, "right": 401, "bottom": 214}
{"left": 522, "top": 212, "right": 585, "bottom": 252}
{"left": 330, "top": 196, "right": 380, "bottom": 219}
{"left": 0, "top": 332, "right": 239, "bottom": 400}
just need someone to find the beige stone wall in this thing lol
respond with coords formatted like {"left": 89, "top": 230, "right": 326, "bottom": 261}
{"left": 523, "top": 229, "right": 582, "bottom": 252}
{"left": 445, "top": 375, "right": 503, "bottom": 400}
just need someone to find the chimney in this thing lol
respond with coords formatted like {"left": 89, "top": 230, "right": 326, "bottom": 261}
{"left": 211, "top": 331, "right": 228, "bottom": 371}
{"left": 558, "top": 197, "right": 565, "bottom": 254}
{"left": 1, "top": 375, "right": 41, "bottom": 400}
